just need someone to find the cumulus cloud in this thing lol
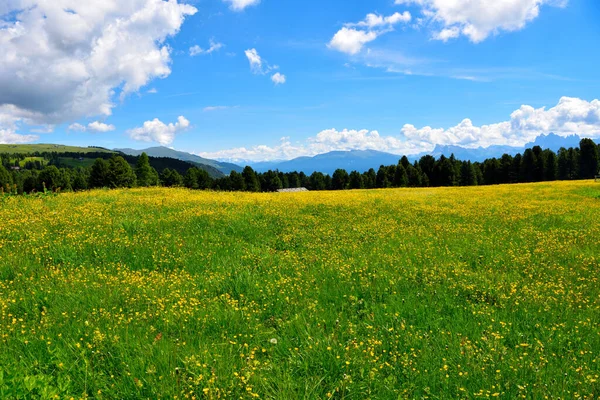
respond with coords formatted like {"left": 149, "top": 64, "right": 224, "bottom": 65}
{"left": 199, "top": 97, "right": 600, "bottom": 162}
{"left": 0, "top": 129, "right": 38, "bottom": 144}
{"left": 223, "top": 0, "right": 260, "bottom": 11}
{"left": 395, "top": 0, "right": 567, "bottom": 43}
{"left": 402, "top": 97, "right": 600, "bottom": 148}
{"left": 67, "top": 123, "right": 87, "bottom": 132}
{"left": 190, "top": 39, "right": 224, "bottom": 56}
{"left": 329, "top": 11, "right": 412, "bottom": 55}
{"left": 271, "top": 73, "right": 286, "bottom": 85}
{"left": 0, "top": 105, "right": 39, "bottom": 143}
{"left": 0, "top": 0, "right": 196, "bottom": 136}
{"left": 127, "top": 116, "right": 190, "bottom": 146}
{"left": 68, "top": 121, "right": 116, "bottom": 133}
{"left": 351, "top": 12, "right": 412, "bottom": 29}
{"left": 329, "top": 28, "right": 379, "bottom": 55}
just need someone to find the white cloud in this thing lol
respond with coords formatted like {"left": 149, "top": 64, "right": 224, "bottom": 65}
{"left": 245, "top": 48, "right": 264, "bottom": 73}
{"left": 203, "top": 106, "right": 232, "bottom": 112}
{"left": 245, "top": 48, "right": 286, "bottom": 82}
{"left": 329, "top": 11, "right": 412, "bottom": 55}
{"left": 127, "top": 116, "right": 190, "bottom": 146}
{"left": 190, "top": 39, "right": 224, "bottom": 56}
{"left": 199, "top": 97, "right": 600, "bottom": 162}
{"left": 271, "top": 73, "right": 286, "bottom": 85}
{"left": 402, "top": 96, "right": 600, "bottom": 149}
{"left": 0, "top": 0, "right": 196, "bottom": 137}
{"left": 0, "top": 129, "right": 38, "bottom": 144}
{"left": 395, "top": 0, "right": 567, "bottom": 43}
{"left": 68, "top": 121, "right": 116, "bottom": 133}
{"left": 223, "top": 0, "right": 260, "bottom": 11}
{"left": 147, "top": 88, "right": 158, "bottom": 94}
{"left": 435, "top": 27, "right": 460, "bottom": 42}
{"left": 88, "top": 121, "right": 116, "bottom": 133}
{"left": 68, "top": 123, "right": 87, "bottom": 132}
{"left": 352, "top": 12, "right": 412, "bottom": 28}
{"left": 329, "top": 28, "right": 379, "bottom": 55}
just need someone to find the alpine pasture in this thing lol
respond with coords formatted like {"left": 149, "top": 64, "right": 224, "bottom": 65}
{"left": 0, "top": 182, "right": 598, "bottom": 399}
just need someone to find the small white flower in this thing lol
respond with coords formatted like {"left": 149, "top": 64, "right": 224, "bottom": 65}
{"left": 269, "top": 338, "right": 278, "bottom": 345}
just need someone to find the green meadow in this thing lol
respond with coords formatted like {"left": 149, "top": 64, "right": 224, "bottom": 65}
{"left": 0, "top": 181, "right": 598, "bottom": 399}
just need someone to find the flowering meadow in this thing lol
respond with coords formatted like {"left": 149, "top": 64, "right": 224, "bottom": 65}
{"left": 0, "top": 181, "right": 599, "bottom": 399}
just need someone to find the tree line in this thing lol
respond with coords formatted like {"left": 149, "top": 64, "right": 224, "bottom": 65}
{"left": 1, "top": 139, "right": 599, "bottom": 195}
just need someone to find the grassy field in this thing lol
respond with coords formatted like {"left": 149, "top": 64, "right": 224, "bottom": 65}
{"left": 0, "top": 182, "right": 598, "bottom": 399}
{"left": 0, "top": 144, "right": 114, "bottom": 154}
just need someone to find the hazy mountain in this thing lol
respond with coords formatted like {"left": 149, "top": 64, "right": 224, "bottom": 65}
{"left": 427, "top": 144, "right": 522, "bottom": 162}
{"left": 116, "top": 146, "right": 243, "bottom": 174}
{"left": 247, "top": 134, "right": 584, "bottom": 175}
{"left": 525, "top": 133, "right": 581, "bottom": 150}
{"left": 250, "top": 150, "right": 403, "bottom": 175}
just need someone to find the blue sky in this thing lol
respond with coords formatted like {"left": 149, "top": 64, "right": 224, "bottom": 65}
{"left": 1, "top": 0, "right": 600, "bottom": 161}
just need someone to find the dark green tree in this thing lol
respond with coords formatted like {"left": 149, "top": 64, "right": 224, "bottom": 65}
{"left": 511, "top": 154, "right": 522, "bottom": 183}
{"left": 407, "top": 163, "right": 423, "bottom": 187}
{"left": 460, "top": 161, "right": 477, "bottom": 186}
{"left": 348, "top": 171, "right": 364, "bottom": 189}
{"left": 363, "top": 168, "right": 377, "bottom": 189}
{"left": 309, "top": 172, "right": 327, "bottom": 190}
{"left": 400, "top": 156, "right": 410, "bottom": 170}
{"left": 393, "top": 164, "right": 408, "bottom": 187}
{"left": 579, "top": 138, "right": 599, "bottom": 178}
{"left": 532, "top": 146, "right": 545, "bottom": 182}
{"left": 520, "top": 149, "right": 536, "bottom": 182}
{"left": 242, "top": 166, "right": 260, "bottom": 192}
{"left": 230, "top": 171, "right": 246, "bottom": 191}
{"left": 543, "top": 149, "right": 558, "bottom": 181}
{"left": 160, "top": 168, "right": 183, "bottom": 187}
{"left": 108, "top": 156, "right": 136, "bottom": 188}
{"left": 89, "top": 158, "right": 109, "bottom": 188}
{"left": 331, "top": 169, "right": 349, "bottom": 190}
{"left": 0, "top": 164, "right": 12, "bottom": 189}
{"left": 38, "top": 165, "right": 62, "bottom": 191}
{"left": 72, "top": 168, "right": 89, "bottom": 191}
{"left": 482, "top": 158, "right": 500, "bottom": 185}
{"left": 184, "top": 168, "right": 200, "bottom": 189}
{"left": 499, "top": 154, "right": 513, "bottom": 184}
{"left": 262, "top": 170, "right": 283, "bottom": 192}
{"left": 135, "top": 152, "right": 159, "bottom": 187}
{"left": 376, "top": 165, "right": 390, "bottom": 188}
{"left": 419, "top": 155, "right": 436, "bottom": 184}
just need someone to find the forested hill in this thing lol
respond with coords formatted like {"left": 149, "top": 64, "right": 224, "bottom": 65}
{"left": 0, "top": 144, "right": 115, "bottom": 154}
{"left": 0, "top": 144, "right": 224, "bottom": 178}
{"left": 116, "top": 146, "right": 242, "bottom": 175}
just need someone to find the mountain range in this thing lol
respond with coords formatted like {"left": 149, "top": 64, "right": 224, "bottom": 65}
{"left": 248, "top": 133, "right": 584, "bottom": 175}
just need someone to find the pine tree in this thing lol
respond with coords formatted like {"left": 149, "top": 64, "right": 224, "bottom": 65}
{"left": 348, "top": 171, "right": 364, "bottom": 189}
{"left": 376, "top": 165, "right": 389, "bottom": 188}
{"left": 579, "top": 138, "right": 599, "bottom": 178}
{"left": 309, "top": 172, "right": 327, "bottom": 190}
{"left": 135, "top": 152, "right": 158, "bottom": 187}
{"left": 393, "top": 164, "right": 408, "bottom": 187}
{"left": 107, "top": 156, "right": 136, "bottom": 188}
{"left": 230, "top": 171, "right": 246, "bottom": 191}
{"left": 332, "top": 169, "right": 349, "bottom": 190}
{"left": 242, "top": 166, "right": 260, "bottom": 192}
{"left": 89, "top": 158, "right": 109, "bottom": 188}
